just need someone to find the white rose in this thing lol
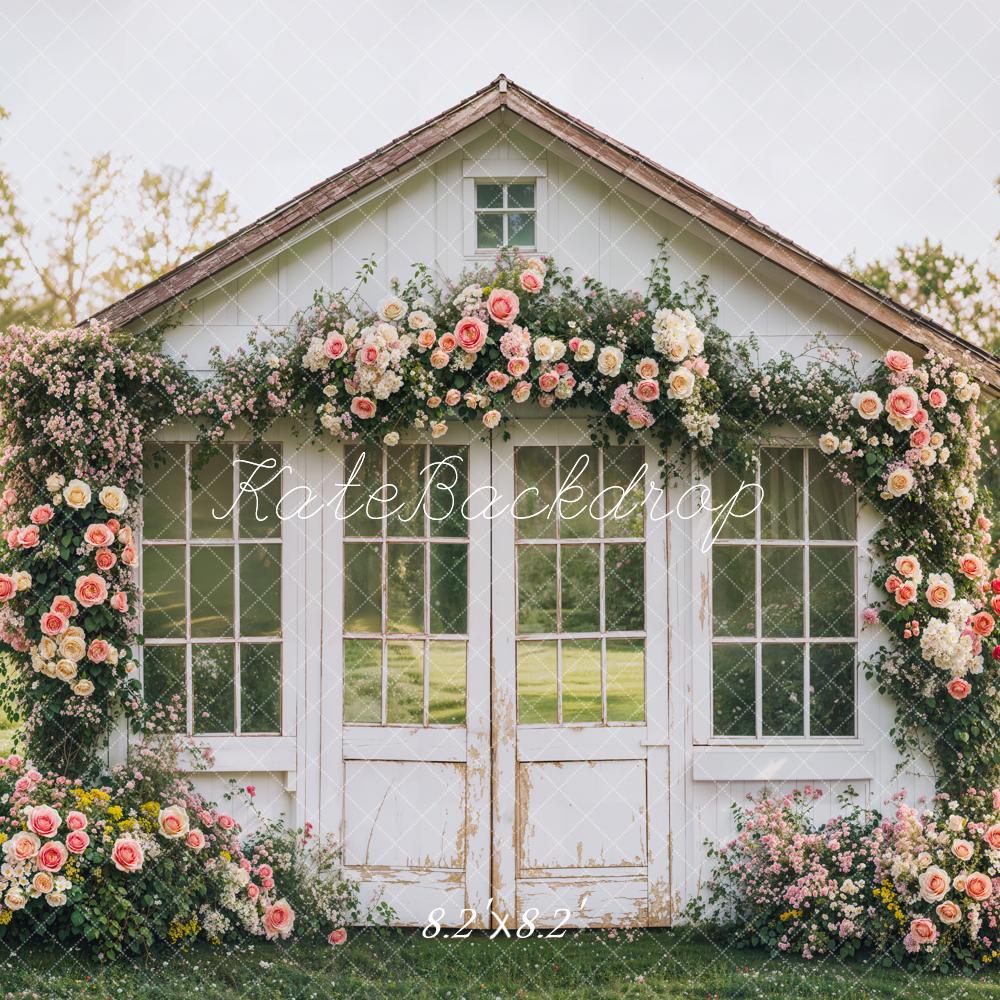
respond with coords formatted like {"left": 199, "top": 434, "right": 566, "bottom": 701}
{"left": 98, "top": 485, "right": 128, "bottom": 515}
{"left": 597, "top": 346, "right": 624, "bottom": 377}
{"left": 851, "top": 391, "right": 883, "bottom": 421}
{"left": 377, "top": 296, "right": 407, "bottom": 323}
{"left": 63, "top": 479, "right": 92, "bottom": 510}
{"left": 574, "top": 340, "right": 595, "bottom": 362}
{"left": 383, "top": 431, "right": 400, "bottom": 447}
{"left": 72, "top": 678, "right": 95, "bottom": 697}
{"left": 666, "top": 368, "right": 695, "bottom": 400}
{"left": 344, "top": 318, "right": 359, "bottom": 337}
{"left": 533, "top": 337, "right": 555, "bottom": 361}
{"left": 885, "top": 466, "right": 914, "bottom": 497}
{"left": 45, "top": 474, "right": 65, "bottom": 493}
{"left": 819, "top": 432, "right": 839, "bottom": 455}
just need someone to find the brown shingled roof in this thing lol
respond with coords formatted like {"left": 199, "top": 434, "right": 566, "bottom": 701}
{"left": 90, "top": 75, "right": 1000, "bottom": 389}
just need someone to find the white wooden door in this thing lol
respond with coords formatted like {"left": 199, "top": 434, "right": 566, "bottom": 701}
{"left": 325, "top": 432, "right": 492, "bottom": 925}
{"left": 491, "top": 420, "right": 672, "bottom": 926}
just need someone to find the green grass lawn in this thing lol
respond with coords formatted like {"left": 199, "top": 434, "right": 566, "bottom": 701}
{"left": 3, "top": 928, "right": 998, "bottom": 999}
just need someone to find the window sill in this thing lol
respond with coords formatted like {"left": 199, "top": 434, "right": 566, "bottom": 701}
{"left": 692, "top": 745, "right": 873, "bottom": 782}
{"left": 172, "top": 734, "right": 296, "bottom": 772}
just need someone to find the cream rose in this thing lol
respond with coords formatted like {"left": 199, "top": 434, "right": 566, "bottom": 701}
{"left": 818, "top": 432, "right": 839, "bottom": 455}
{"left": 935, "top": 900, "right": 962, "bottom": 925}
{"left": 666, "top": 368, "right": 695, "bottom": 400}
{"left": 851, "top": 390, "right": 883, "bottom": 420}
{"left": 63, "top": 479, "right": 92, "bottom": 509}
{"left": 951, "top": 838, "right": 974, "bottom": 861}
{"left": 917, "top": 865, "right": 950, "bottom": 903}
{"left": 158, "top": 805, "right": 190, "bottom": 839}
{"left": 926, "top": 573, "right": 955, "bottom": 608}
{"left": 98, "top": 486, "right": 128, "bottom": 515}
{"left": 597, "top": 346, "right": 624, "bottom": 377}
{"left": 966, "top": 871, "right": 993, "bottom": 902}
{"left": 885, "top": 467, "right": 914, "bottom": 497}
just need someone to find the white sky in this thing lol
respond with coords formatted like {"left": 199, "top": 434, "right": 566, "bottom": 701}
{"left": 4, "top": 0, "right": 999, "bottom": 271}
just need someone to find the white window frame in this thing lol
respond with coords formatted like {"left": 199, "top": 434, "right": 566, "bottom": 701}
{"left": 462, "top": 156, "right": 547, "bottom": 259}
{"left": 685, "top": 434, "right": 869, "bottom": 759}
{"left": 139, "top": 437, "right": 285, "bottom": 740}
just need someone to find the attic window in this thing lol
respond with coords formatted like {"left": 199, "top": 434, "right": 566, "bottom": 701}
{"left": 475, "top": 182, "right": 535, "bottom": 249}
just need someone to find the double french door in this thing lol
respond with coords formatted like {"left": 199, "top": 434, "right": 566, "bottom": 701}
{"left": 323, "top": 420, "right": 671, "bottom": 927}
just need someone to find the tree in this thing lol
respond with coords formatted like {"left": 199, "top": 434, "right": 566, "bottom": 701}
{"left": 3, "top": 139, "right": 238, "bottom": 328}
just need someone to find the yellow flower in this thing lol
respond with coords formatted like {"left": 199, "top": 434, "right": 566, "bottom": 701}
{"left": 140, "top": 801, "right": 160, "bottom": 815}
{"left": 0, "top": 910, "right": 11, "bottom": 925}
{"left": 107, "top": 806, "right": 123, "bottom": 821}
{"left": 219, "top": 850, "right": 231, "bottom": 862}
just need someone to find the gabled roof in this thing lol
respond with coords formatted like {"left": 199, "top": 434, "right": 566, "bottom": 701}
{"left": 91, "top": 75, "right": 1000, "bottom": 389}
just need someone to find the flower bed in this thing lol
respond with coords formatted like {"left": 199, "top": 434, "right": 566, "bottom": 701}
{"left": 700, "top": 787, "right": 1000, "bottom": 970}
{"left": 0, "top": 747, "right": 371, "bottom": 958}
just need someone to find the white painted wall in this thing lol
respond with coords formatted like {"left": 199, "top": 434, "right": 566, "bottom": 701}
{"left": 133, "top": 115, "right": 936, "bottom": 922}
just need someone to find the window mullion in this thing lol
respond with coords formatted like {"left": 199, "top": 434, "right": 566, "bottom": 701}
{"left": 184, "top": 444, "right": 193, "bottom": 736}
{"left": 233, "top": 443, "right": 241, "bottom": 736}
{"left": 802, "top": 449, "right": 811, "bottom": 739}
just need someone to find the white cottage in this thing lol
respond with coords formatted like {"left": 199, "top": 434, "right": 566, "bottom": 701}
{"left": 93, "top": 77, "right": 1000, "bottom": 928}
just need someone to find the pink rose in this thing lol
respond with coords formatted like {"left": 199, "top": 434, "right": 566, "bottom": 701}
{"left": 247, "top": 882, "right": 260, "bottom": 900}
{"left": 430, "top": 349, "right": 450, "bottom": 369}
{"left": 75, "top": 574, "right": 109, "bottom": 608}
{"left": 910, "top": 427, "right": 930, "bottom": 448}
{"left": 947, "top": 677, "right": 972, "bottom": 700}
{"left": 328, "top": 927, "right": 348, "bottom": 946}
{"left": 416, "top": 329, "right": 437, "bottom": 349}
{"left": 984, "top": 824, "right": 1000, "bottom": 850}
{"left": 0, "top": 574, "right": 15, "bottom": 602}
{"left": 40, "top": 610, "right": 68, "bottom": 636}
{"left": 512, "top": 381, "right": 532, "bottom": 404}
{"left": 87, "top": 639, "right": 110, "bottom": 663}
{"left": 885, "top": 350, "right": 914, "bottom": 373}
{"left": 262, "top": 876, "right": 275, "bottom": 889}
{"left": 216, "top": 813, "right": 236, "bottom": 831}
{"left": 438, "top": 333, "right": 457, "bottom": 352}
{"left": 159, "top": 805, "right": 190, "bottom": 839}
{"left": 507, "top": 357, "right": 530, "bottom": 378}
{"left": 263, "top": 899, "right": 296, "bottom": 940}
{"left": 486, "top": 371, "right": 510, "bottom": 392}
{"left": 972, "top": 611, "right": 995, "bottom": 637}
{"left": 2, "top": 488, "right": 15, "bottom": 505}
{"left": 885, "top": 575, "right": 902, "bottom": 594}
{"left": 111, "top": 836, "right": 144, "bottom": 873}
{"left": 538, "top": 371, "right": 559, "bottom": 393}
{"left": 486, "top": 288, "right": 519, "bottom": 327}
{"left": 454, "top": 316, "right": 488, "bottom": 353}
{"left": 18, "top": 525, "right": 40, "bottom": 548}
{"left": 27, "top": 805, "right": 61, "bottom": 838}
{"left": 635, "top": 379, "right": 660, "bottom": 402}
{"left": 349, "top": 397, "right": 376, "bottom": 420}
{"left": 894, "top": 581, "right": 916, "bottom": 606}
{"left": 444, "top": 389, "right": 461, "bottom": 407}
{"left": 908, "top": 917, "right": 938, "bottom": 947}
{"left": 121, "top": 545, "right": 138, "bottom": 567}
{"left": 66, "top": 829, "right": 90, "bottom": 854}
{"left": 95, "top": 547, "right": 117, "bottom": 572}
{"left": 519, "top": 270, "right": 542, "bottom": 294}
{"left": 36, "top": 840, "right": 68, "bottom": 872}
{"left": 959, "top": 554, "right": 985, "bottom": 579}
{"left": 360, "top": 344, "right": 380, "bottom": 366}
{"left": 110, "top": 592, "right": 128, "bottom": 613}
{"left": 84, "top": 523, "right": 115, "bottom": 547}
{"left": 66, "top": 810, "right": 88, "bottom": 831}
{"left": 928, "top": 388, "right": 947, "bottom": 409}
{"left": 324, "top": 333, "right": 347, "bottom": 360}
{"left": 257, "top": 863, "right": 273, "bottom": 878}
{"left": 29, "top": 505, "right": 54, "bottom": 525}
{"left": 198, "top": 810, "right": 213, "bottom": 826}
{"left": 186, "top": 829, "right": 206, "bottom": 851}
{"left": 886, "top": 386, "right": 920, "bottom": 421}
{"left": 966, "top": 872, "right": 993, "bottom": 902}
{"left": 50, "top": 595, "right": 77, "bottom": 618}
{"left": 7, "top": 830, "right": 40, "bottom": 860}
{"left": 912, "top": 408, "right": 928, "bottom": 426}
{"left": 936, "top": 901, "right": 962, "bottom": 925}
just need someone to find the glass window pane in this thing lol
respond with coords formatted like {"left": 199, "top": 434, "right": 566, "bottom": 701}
{"left": 386, "top": 445, "right": 424, "bottom": 537}
{"left": 761, "top": 546, "right": 804, "bottom": 638}
{"left": 344, "top": 639, "right": 381, "bottom": 723}
{"left": 712, "top": 546, "right": 755, "bottom": 637}
{"left": 517, "top": 641, "right": 557, "bottom": 724}
{"left": 761, "top": 449, "right": 803, "bottom": 540}
{"left": 515, "top": 448, "right": 556, "bottom": 539}
{"left": 810, "top": 547, "right": 855, "bottom": 637}
{"left": 191, "top": 447, "right": 234, "bottom": 539}
{"left": 345, "top": 446, "right": 383, "bottom": 537}
{"left": 428, "top": 641, "right": 466, "bottom": 725}
{"left": 476, "top": 183, "right": 502, "bottom": 209}
{"left": 476, "top": 213, "right": 503, "bottom": 249}
{"left": 809, "top": 457, "right": 855, "bottom": 541}
{"left": 508, "top": 213, "right": 535, "bottom": 247}
{"left": 507, "top": 183, "right": 535, "bottom": 209}
{"left": 603, "top": 447, "right": 645, "bottom": 538}
{"left": 810, "top": 644, "right": 855, "bottom": 737}
{"left": 605, "top": 544, "right": 644, "bottom": 632}
{"left": 143, "top": 645, "right": 186, "bottom": 723}
{"left": 238, "top": 443, "right": 282, "bottom": 539}
{"left": 240, "top": 544, "right": 281, "bottom": 637}
{"left": 142, "top": 444, "right": 186, "bottom": 539}
{"left": 561, "top": 639, "right": 602, "bottom": 723}
{"left": 142, "top": 546, "right": 186, "bottom": 638}
{"left": 240, "top": 643, "right": 280, "bottom": 733}
{"left": 712, "top": 643, "right": 755, "bottom": 736}
{"left": 762, "top": 643, "right": 804, "bottom": 736}
{"left": 560, "top": 545, "right": 600, "bottom": 632}
{"left": 558, "top": 447, "right": 599, "bottom": 538}
{"left": 606, "top": 638, "right": 645, "bottom": 722}
{"left": 711, "top": 461, "right": 756, "bottom": 540}
{"left": 344, "top": 542, "right": 381, "bottom": 632}
{"left": 517, "top": 545, "right": 557, "bottom": 633}
{"left": 190, "top": 546, "right": 235, "bottom": 638}
{"left": 386, "top": 544, "right": 424, "bottom": 633}
{"left": 192, "top": 644, "right": 234, "bottom": 733}
{"left": 386, "top": 640, "right": 423, "bottom": 724}
{"left": 429, "top": 446, "right": 468, "bottom": 538}
{"left": 430, "top": 543, "right": 467, "bottom": 634}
